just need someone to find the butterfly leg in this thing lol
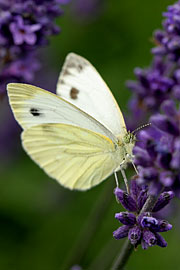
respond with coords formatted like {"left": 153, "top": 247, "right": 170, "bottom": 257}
{"left": 131, "top": 160, "right": 138, "bottom": 174}
{"left": 114, "top": 172, "right": 119, "bottom": 188}
{"left": 127, "top": 154, "right": 138, "bottom": 175}
{"left": 120, "top": 166, "right": 130, "bottom": 194}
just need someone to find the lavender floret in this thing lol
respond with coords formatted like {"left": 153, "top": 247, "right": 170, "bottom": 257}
{"left": 113, "top": 225, "right": 130, "bottom": 240}
{"left": 154, "top": 232, "right": 168, "bottom": 247}
{"left": 128, "top": 226, "right": 141, "bottom": 245}
{"left": 153, "top": 191, "right": 175, "bottom": 212}
{"left": 143, "top": 230, "right": 156, "bottom": 247}
{"left": 114, "top": 187, "right": 137, "bottom": 212}
{"left": 115, "top": 212, "right": 136, "bottom": 226}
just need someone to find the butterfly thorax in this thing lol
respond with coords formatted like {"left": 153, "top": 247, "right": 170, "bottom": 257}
{"left": 116, "top": 131, "right": 136, "bottom": 165}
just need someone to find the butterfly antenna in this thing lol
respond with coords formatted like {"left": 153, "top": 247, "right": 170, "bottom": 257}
{"left": 132, "top": 123, "right": 151, "bottom": 134}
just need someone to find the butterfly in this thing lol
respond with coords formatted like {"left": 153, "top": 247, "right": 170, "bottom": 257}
{"left": 7, "top": 53, "right": 137, "bottom": 191}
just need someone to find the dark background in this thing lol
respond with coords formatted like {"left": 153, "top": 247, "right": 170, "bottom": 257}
{"left": 0, "top": 0, "right": 179, "bottom": 269}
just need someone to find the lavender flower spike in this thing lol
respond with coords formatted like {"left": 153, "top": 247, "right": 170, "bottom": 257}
{"left": 127, "top": 0, "right": 180, "bottom": 196}
{"left": 113, "top": 180, "right": 173, "bottom": 249}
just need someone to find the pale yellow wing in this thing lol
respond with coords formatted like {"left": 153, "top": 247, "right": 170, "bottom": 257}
{"left": 21, "top": 123, "right": 120, "bottom": 190}
{"left": 7, "top": 83, "right": 116, "bottom": 142}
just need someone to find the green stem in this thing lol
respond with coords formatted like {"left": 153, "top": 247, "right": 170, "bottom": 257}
{"left": 61, "top": 180, "right": 114, "bottom": 270}
{"left": 111, "top": 239, "right": 134, "bottom": 270}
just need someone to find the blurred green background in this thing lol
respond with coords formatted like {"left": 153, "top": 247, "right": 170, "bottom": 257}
{"left": 0, "top": 0, "right": 180, "bottom": 269}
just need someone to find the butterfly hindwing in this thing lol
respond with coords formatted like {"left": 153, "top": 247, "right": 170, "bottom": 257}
{"left": 56, "top": 53, "right": 127, "bottom": 137}
{"left": 21, "top": 123, "right": 119, "bottom": 190}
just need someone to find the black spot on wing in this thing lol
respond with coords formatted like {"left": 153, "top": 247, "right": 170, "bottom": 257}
{"left": 70, "top": 87, "right": 79, "bottom": 100}
{"left": 30, "top": 108, "right": 42, "bottom": 117}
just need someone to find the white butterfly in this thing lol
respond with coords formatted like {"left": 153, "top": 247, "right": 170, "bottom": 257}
{"left": 7, "top": 53, "right": 136, "bottom": 191}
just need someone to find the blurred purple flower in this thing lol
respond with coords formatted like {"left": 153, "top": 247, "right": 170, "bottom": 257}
{"left": 126, "top": 1, "right": 180, "bottom": 196}
{"left": 71, "top": 0, "right": 105, "bottom": 21}
{"left": 0, "top": 0, "right": 70, "bottom": 160}
{"left": 0, "top": 0, "right": 70, "bottom": 97}
{"left": 10, "top": 16, "right": 41, "bottom": 45}
{"left": 113, "top": 180, "right": 173, "bottom": 249}
{"left": 152, "top": 1, "right": 180, "bottom": 59}
{"left": 3, "top": 54, "right": 41, "bottom": 81}
{"left": 134, "top": 105, "right": 180, "bottom": 196}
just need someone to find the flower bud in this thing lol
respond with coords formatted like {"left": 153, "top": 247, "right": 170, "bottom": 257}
{"left": 115, "top": 212, "right": 136, "bottom": 226}
{"left": 154, "top": 232, "right": 167, "bottom": 247}
{"left": 143, "top": 229, "right": 157, "bottom": 246}
{"left": 113, "top": 225, "right": 130, "bottom": 240}
{"left": 153, "top": 191, "right": 175, "bottom": 212}
{"left": 128, "top": 226, "right": 141, "bottom": 245}
{"left": 114, "top": 188, "right": 137, "bottom": 212}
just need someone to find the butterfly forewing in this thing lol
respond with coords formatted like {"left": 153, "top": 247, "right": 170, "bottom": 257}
{"left": 56, "top": 53, "right": 127, "bottom": 137}
{"left": 7, "top": 83, "right": 116, "bottom": 142}
{"left": 21, "top": 123, "right": 119, "bottom": 190}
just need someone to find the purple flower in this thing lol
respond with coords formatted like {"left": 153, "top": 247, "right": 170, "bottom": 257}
{"left": 2, "top": 54, "right": 41, "bottom": 81}
{"left": 154, "top": 232, "right": 167, "bottom": 247}
{"left": 153, "top": 191, "right": 175, "bottom": 212}
{"left": 115, "top": 212, "right": 136, "bottom": 226}
{"left": 114, "top": 187, "right": 137, "bottom": 212}
{"left": 143, "top": 229, "right": 156, "bottom": 247}
{"left": 141, "top": 215, "right": 158, "bottom": 229}
{"left": 134, "top": 123, "right": 180, "bottom": 195}
{"left": 126, "top": 1, "right": 180, "bottom": 196}
{"left": 128, "top": 226, "right": 141, "bottom": 245}
{"left": 151, "top": 1, "right": 180, "bottom": 59}
{"left": 0, "top": 0, "right": 70, "bottom": 159}
{"left": 113, "top": 180, "right": 173, "bottom": 249}
{"left": 150, "top": 114, "right": 179, "bottom": 136}
{"left": 10, "top": 16, "right": 41, "bottom": 45}
{"left": 113, "top": 225, "right": 130, "bottom": 240}
{"left": 0, "top": 0, "right": 70, "bottom": 97}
